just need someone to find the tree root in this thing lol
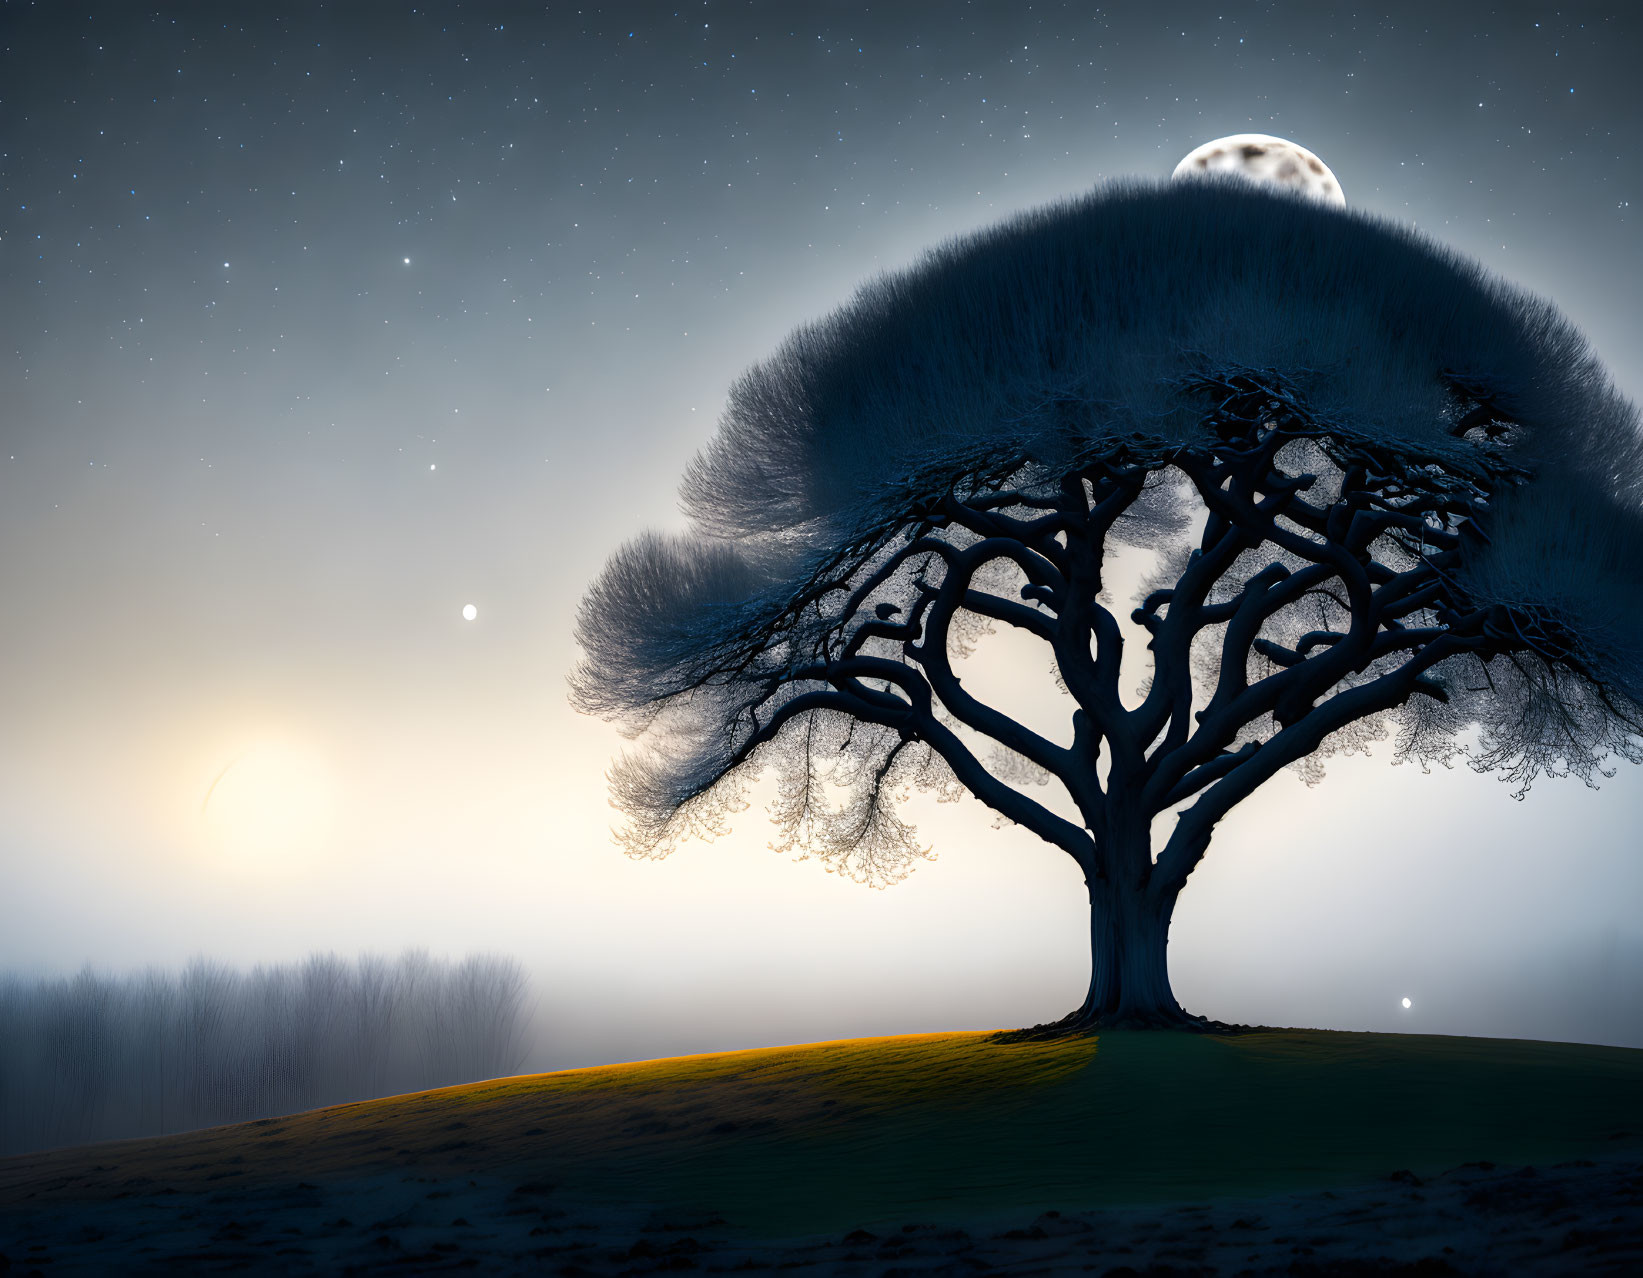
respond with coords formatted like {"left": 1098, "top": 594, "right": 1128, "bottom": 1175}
{"left": 989, "top": 1007, "right": 1261, "bottom": 1043}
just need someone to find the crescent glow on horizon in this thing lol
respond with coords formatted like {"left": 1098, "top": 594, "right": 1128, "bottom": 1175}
{"left": 1172, "top": 133, "right": 1346, "bottom": 206}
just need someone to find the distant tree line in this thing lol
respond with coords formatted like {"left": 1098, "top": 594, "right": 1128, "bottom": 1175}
{"left": 0, "top": 950, "right": 531, "bottom": 1157}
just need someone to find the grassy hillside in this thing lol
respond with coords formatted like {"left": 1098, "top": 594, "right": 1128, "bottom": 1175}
{"left": 4, "top": 1029, "right": 1641, "bottom": 1236}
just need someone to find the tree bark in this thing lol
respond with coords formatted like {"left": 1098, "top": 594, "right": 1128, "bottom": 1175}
{"left": 1025, "top": 867, "right": 1209, "bottom": 1025}
{"left": 1072, "top": 875, "right": 1192, "bottom": 1029}
{"left": 1000, "top": 856, "right": 1219, "bottom": 1039}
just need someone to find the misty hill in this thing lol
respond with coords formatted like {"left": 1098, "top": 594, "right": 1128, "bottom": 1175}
{"left": 2, "top": 1029, "right": 1641, "bottom": 1272}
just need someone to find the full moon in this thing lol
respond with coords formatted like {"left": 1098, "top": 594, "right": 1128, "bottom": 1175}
{"left": 1172, "top": 134, "right": 1345, "bottom": 206}
{"left": 462, "top": 603, "right": 478, "bottom": 620}
{"left": 1402, "top": 997, "right": 1413, "bottom": 1009}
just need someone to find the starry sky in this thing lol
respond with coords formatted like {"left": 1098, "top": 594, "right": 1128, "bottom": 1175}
{"left": 2, "top": 2, "right": 1640, "bottom": 1068}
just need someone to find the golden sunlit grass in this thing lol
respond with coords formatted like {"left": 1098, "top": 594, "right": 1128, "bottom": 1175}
{"left": 4, "top": 1029, "right": 1640, "bottom": 1235}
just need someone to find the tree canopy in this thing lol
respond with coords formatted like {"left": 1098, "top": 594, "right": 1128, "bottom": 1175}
{"left": 571, "top": 179, "right": 1643, "bottom": 1026}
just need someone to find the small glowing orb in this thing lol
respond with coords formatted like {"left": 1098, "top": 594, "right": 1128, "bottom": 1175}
{"left": 403, "top": 256, "right": 411, "bottom": 264}
{"left": 1402, "top": 997, "right": 1412, "bottom": 1009}
{"left": 462, "top": 603, "right": 478, "bottom": 621}
{"left": 429, "top": 463, "right": 436, "bottom": 471}
{"left": 201, "top": 743, "right": 337, "bottom": 860}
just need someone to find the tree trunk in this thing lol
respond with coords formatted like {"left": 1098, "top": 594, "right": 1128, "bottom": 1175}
{"left": 1070, "top": 876, "right": 1192, "bottom": 1029}
{"left": 998, "top": 869, "right": 1210, "bottom": 1040}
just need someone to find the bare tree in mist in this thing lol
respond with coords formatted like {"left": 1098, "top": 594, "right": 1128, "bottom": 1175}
{"left": 349, "top": 952, "right": 402, "bottom": 1098}
{"left": 446, "top": 954, "right": 533, "bottom": 1082}
{"left": 0, "top": 950, "right": 531, "bottom": 1158}
{"left": 573, "top": 180, "right": 1643, "bottom": 1033}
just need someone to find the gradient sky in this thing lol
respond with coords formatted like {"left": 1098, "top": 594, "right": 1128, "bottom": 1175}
{"left": 2, "top": 2, "right": 1640, "bottom": 1069}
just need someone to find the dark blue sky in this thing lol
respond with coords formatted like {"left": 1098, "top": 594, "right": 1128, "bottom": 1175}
{"left": 1, "top": 2, "right": 1638, "bottom": 1064}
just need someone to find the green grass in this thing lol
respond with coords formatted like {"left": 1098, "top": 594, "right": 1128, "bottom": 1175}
{"left": 4, "top": 1028, "right": 1640, "bottom": 1236}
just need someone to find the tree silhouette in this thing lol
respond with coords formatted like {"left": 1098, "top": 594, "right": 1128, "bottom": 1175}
{"left": 572, "top": 181, "right": 1643, "bottom": 1030}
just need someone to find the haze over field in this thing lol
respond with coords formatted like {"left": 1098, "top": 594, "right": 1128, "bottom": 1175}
{"left": 2, "top": 3, "right": 1640, "bottom": 1071}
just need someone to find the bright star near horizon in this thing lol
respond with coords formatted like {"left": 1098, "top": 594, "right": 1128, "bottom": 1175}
{"left": 462, "top": 603, "right": 477, "bottom": 621}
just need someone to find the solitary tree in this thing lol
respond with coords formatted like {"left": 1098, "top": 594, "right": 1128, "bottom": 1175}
{"left": 572, "top": 181, "right": 1643, "bottom": 1031}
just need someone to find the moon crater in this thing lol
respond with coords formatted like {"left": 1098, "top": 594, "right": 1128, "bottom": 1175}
{"left": 1172, "top": 134, "right": 1345, "bottom": 207}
